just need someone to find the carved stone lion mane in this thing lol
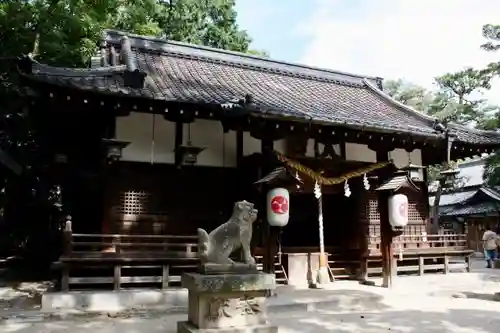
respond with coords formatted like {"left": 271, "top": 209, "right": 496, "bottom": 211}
{"left": 198, "top": 200, "right": 258, "bottom": 265}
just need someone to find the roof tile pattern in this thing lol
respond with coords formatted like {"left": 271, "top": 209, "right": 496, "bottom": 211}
{"left": 20, "top": 30, "right": 500, "bottom": 145}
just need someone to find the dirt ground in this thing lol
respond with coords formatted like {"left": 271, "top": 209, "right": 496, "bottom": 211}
{"left": 1, "top": 258, "right": 499, "bottom": 332}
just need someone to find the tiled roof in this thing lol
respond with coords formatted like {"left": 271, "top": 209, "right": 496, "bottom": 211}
{"left": 17, "top": 30, "right": 500, "bottom": 145}
{"left": 437, "top": 186, "right": 500, "bottom": 216}
{"left": 448, "top": 123, "right": 500, "bottom": 145}
{"left": 440, "top": 201, "right": 498, "bottom": 216}
{"left": 429, "top": 189, "right": 478, "bottom": 207}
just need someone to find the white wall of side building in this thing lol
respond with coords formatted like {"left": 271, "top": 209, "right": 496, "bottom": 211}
{"left": 116, "top": 113, "right": 423, "bottom": 168}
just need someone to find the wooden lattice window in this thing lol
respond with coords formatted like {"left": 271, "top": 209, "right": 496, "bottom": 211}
{"left": 119, "top": 190, "right": 150, "bottom": 216}
{"left": 366, "top": 193, "right": 380, "bottom": 222}
{"left": 405, "top": 190, "right": 427, "bottom": 224}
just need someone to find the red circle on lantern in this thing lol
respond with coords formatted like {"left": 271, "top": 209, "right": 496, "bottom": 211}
{"left": 271, "top": 196, "right": 289, "bottom": 214}
{"left": 398, "top": 202, "right": 408, "bottom": 219}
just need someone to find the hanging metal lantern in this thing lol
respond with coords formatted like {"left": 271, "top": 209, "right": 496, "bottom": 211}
{"left": 102, "top": 138, "right": 130, "bottom": 161}
{"left": 176, "top": 141, "right": 205, "bottom": 165}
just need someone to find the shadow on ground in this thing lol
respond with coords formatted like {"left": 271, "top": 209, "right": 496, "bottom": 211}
{"left": 2, "top": 306, "right": 500, "bottom": 333}
{"left": 1, "top": 289, "right": 499, "bottom": 332}
{"left": 276, "top": 308, "right": 500, "bottom": 333}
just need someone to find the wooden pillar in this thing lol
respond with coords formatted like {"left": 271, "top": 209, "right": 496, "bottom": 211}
{"left": 101, "top": 113, "right": 117, "bottom": 236}
{"left": 261, "top": 137, "right": 275, "bottom": 274}
{"left": 356, "top": 179, "right": 369, "bottom": 282}
{"left": 315, "top": 182, "right": 330, "bottom": 285}
{"left": 376, "top": 149, "right": 394, "bottom": 288}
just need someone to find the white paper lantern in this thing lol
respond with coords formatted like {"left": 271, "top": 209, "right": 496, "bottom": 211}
{"left": 267, "top": 187, "right": 290, "bottom": 227}
{"left": 388, "top": 193, "right": 408, "bottom": 227}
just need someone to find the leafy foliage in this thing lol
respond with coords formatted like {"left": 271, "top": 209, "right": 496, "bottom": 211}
{"left": 383, "top": 79, "right": 434, "bottom": 111}
{"left": 484, "top": 152, "right": 500, "bottom": 186}
{"left": 431, "top": 68, "right": 497, "bottom": 125}
{"left": 0, "top": 0, "right": 261, "bottom": 267}
{"left": 479, "top": 22, "right": 500, "bottom": 186}
{"left": 481, "top": 24, "right": 500, "bottom": 52}
{"left": 384, "top": 70, "right": 498, "bottom": 129}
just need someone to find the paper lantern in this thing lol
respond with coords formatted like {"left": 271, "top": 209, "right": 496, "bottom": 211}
{"left": 388, "top": 194, "right": 408, "bottom": 228}
{"left": 267, "top": 187, "right": 290, "bottom": 227}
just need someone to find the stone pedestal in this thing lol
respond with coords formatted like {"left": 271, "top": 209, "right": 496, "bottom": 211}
{"left": 177, "top": 271, "right": 277, "bottom": 333}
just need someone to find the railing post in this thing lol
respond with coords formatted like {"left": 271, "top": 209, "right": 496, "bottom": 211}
{"left": 63, "top": 215, "right": 73, "bottom": 256}
{"left": 467, "top": 254, "right": 472, "bottom": 272}
{"left": 391, "top": 256, "right": 398, "bottom": 278}
{"left": 418, "top": 256, "right": 424, "bottom": 275}
{"left": 61, "top": 215, "right": 72, "bottom": 291}
{"left": 444, "top": 255, "right": 449, "bottom": 274}
{"left": 162, "top": 264, "right": 170, "bottom": 289}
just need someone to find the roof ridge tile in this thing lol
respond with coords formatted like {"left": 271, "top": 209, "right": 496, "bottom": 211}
{"left": 103, "top": 29, "right": 381, "bottom": 87}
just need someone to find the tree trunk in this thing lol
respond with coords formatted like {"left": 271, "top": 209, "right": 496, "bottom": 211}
{"left": 430, "top": 183, "right": 443, "bottom": 234}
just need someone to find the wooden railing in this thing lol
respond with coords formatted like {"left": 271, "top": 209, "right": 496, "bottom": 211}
{"left": 364, "top": 233, "right": 472, "bottom": 277}
{"left": 57, "top": 217, "right": 198, "bottom": 291}
{"left": 367, "top": 234, "right": 468, "bottom": 253}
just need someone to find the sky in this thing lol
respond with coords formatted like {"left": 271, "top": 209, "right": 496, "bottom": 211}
{"left": 235, "top": 0, "right": 500, "bottom": 104}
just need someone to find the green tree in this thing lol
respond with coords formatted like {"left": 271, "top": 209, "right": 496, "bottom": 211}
{"left": 0, "top": 0, "right": 262, "bottom": 266}
{"left": 484, "top": 153, "right": 500, "bottom": 186}
{"left": 480, "top": 23, "right": 500, "bottom": 186}
{"left": 383, "top": 79, "right": 434, "bottom": 112}
{"left": 431, "top": 69, "right": 496, "bottom": 126}
{"left": 1, "top": 0, "right": 259, "bottom": 68}
{"left": 481, "top": 24, "right": 500, "bottom": 52}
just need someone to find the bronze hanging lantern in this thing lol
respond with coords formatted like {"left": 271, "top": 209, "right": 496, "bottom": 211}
{"left": 101, "top": 138, "right": 130, "bottom": 161}
{"left": 177, "top": 142, "right": 205, "bottom": 165}
{"left": 175, "top": 123, "right": 205, "bottom": 166}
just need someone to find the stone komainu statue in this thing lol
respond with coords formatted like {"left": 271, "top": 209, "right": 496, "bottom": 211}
{"left": 198, "top": 200, "right": 258, "bottom": 265}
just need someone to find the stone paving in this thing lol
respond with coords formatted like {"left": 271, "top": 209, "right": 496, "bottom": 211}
{"left": 1, "top": 258, "right": 499, "bottom": 332}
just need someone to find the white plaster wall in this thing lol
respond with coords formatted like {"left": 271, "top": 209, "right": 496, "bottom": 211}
{"left": 390, "top": 148, "right": 424, "bottom": 178}
{"left": 241, "top": 133, "right": 287, "bottom": 156}
{"left": 116, "top": 113, "right": 387, "bottom": 167}
{"left": 345, "top": 143, "right": 377, "bottom": 163}
{"left": 116, "top": 113, "right": 237, "bottom": 167}
{"left": 241, "top": 136, "right": 337, "bottom": 158}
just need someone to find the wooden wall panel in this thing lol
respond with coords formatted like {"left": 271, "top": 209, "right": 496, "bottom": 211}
{"left": 103, "top": 162, "right": 240, "bottom": 236}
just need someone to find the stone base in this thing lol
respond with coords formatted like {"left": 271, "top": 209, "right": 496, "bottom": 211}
{"left": 178, "top": 321, "right": 278, "bottom": 333}
{"left": 316, "top": 267, "right": 330, "bottom": 286}
{"left": 41, "top": 288, "right": 187, "bottom": 312}
{"left": 199, "top": 263, "right": 259, "bottom": 275}
{"left": 182, "top": 273, "right": 276, "bottom": 330}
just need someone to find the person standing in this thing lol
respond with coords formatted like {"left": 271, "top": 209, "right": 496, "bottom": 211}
{"left": 482, "top": 226, "right": 498, "bottom": 268}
